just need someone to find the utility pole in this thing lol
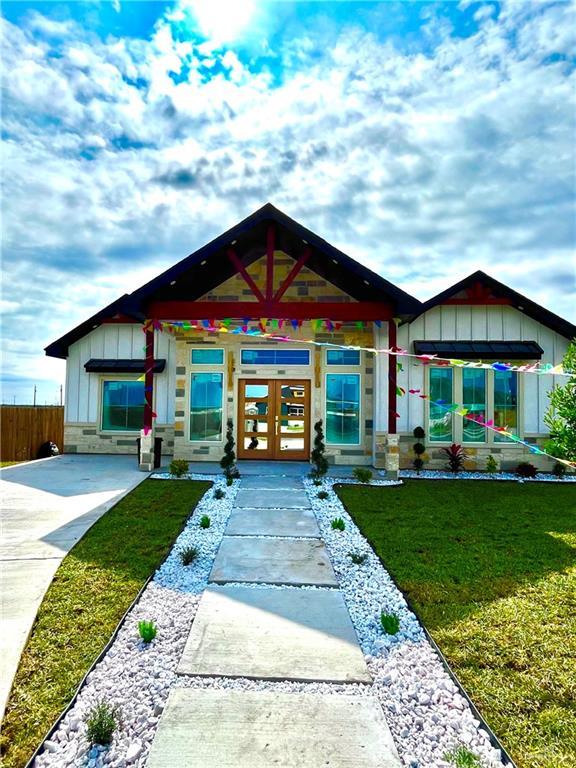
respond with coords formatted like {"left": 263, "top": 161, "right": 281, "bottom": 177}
{"left": 33, "top": 385, "right": 37, "bottom": 406}
{"left": 60, "top": 384, "right": 63, "bottom": 406}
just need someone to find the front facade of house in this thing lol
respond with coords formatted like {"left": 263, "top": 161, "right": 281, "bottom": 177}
{"left": 46, "top": 204, "right": 575, "bottom": 473}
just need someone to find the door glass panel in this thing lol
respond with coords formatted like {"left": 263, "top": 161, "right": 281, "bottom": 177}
{"left": 243, "top": 436, "right": 268, "bottom": 451}
{"left": 280, "top": 419, "right": 304, "bottom": 434}
{"left": 245, "top": 384, "right": 268, "bottom": 398}
{"left": 279, "top": 384, "right": 305, "bottom": 399}
{"left": 244, "top": 418, "right": 268, "bottom": 434}
{"left": 279, "top": 437, "right": 306, "bottom": 452}
{"left": 244, "top": 401, "right": 269, "bottom": 416}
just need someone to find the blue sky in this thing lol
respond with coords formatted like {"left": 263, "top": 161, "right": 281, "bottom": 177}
{"left": 1, "top": 0, "right": 575, "bottom": 404}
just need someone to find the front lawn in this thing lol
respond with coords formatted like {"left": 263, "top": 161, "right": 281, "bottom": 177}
{"left": 337, "top": 480, "right": 576, "bottom": 768}
{"left": 0, "top": 478, "right": 210, "bottom": 768}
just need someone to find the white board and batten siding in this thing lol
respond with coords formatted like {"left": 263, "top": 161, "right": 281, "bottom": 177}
{"left": 382, "top": 305, "right": 571, "bottom": 436}
{"left": 65, "top": 324, "right": 176, "bottom": 425}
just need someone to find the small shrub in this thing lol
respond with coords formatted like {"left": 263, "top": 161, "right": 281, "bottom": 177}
{"left": 486, "top": 454, "right": 498, "bottom": 473}
{"left": 220, "top": 419, "right": 240, "bottom": 479}
{"left": 312, "top": 478, "right": 322, "bottom": 486}
{"left": 380, "top": 612, "right": 400, "bottom": 635}
{"left": 138, "top": 620, "right": 157, "bottom": 643}
{"left": 348, "top": 552, "right": 368, "bottom": 565}
{"left": 200, "top": 515, "right": 211, "bottom": 529}
{"left": 444, "top": 745, "right": 483, "bottom": 768}
{"left": 169, "top": 459, "right": 188, "bottom": 478}
{"left": 353, "top": 467, "right": 373, "bottom": 483}
{"left": 413, "top": 426, "right": 425, "bottom": 439}
{"left": 213, "top": 487, "right": 226, "bottom": 500}
{"left": 516, "top": 461, "right": 538, "bottom": 478}
{"left": 413, "top": 442, "right": 425, "bottom": 456}
{"left": 552, "top": 462, "right": 567, "bottom": 478}
{"left": 310, "top": 419, "right": 329, "bottom": 478}
{"left": 413, "top": 457, "right": 424, "bottom": 473}
{"left": 317, "top": 490, "right": 329, "bottom": 500}
{"left": 442, "top": 443, "right": 466, "bottom": 472}
{"left": 226, "top": 476, "right": 234, "bottom": 486}
{"left": 331, "top": 517, "right": 346, "bottom": 531}
{"left": 85, "top": 702, "right": 120, "bottom": 746}
{"left": 180, "top": 546, "right": 198, "bottom": 566}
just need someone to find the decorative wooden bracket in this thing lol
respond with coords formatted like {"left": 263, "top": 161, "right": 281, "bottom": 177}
{"left": 273, "top": 247, "right": 311, "bottom": 302}
{"left": 227, "top": 248, "right": 265, "bottom": 302}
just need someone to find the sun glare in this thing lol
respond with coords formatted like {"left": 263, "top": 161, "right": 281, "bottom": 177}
{"left": 186, "top": 0, "right": 256, "bottom": 43}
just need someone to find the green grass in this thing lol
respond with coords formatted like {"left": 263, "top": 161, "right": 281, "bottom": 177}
{"left": 0, "top": 478, "right": 210, "bottom": 768}
{"left": 0, "top": 461, "right": 23, "bottom": 467}
{"left": 336, "top": 480, "right": 576, "bottom": 768}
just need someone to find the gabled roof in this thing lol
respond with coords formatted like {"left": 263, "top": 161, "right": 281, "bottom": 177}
{"left": 414, "top": 270, "right": 576, "bottom": 340}
{"left": 46, "top": 203, "right": 422, "bottom": 358}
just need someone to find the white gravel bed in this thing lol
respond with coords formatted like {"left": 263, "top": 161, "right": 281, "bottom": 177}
{"left": 32, "top": 476, "right": 238, "bottom": 768}
{"left": 398, "top": 469, "right": 574, "bottom": 482}
{"left": 304, "top": 477, "right": 510, "bottom": 768}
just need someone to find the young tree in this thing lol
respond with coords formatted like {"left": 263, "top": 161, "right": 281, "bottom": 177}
{"left": 310, "top": 419, "right": 329, "bottom": 478}
{"left": 220, "top": 419, "right": 240, "bottom": 478}
{"left": 544, "top": 340, "right": 576, "bottom": 462}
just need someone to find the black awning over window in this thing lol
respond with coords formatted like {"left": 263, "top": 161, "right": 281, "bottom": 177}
{"left": 412, "top": 340, "right": 543, "bottom": 360}
{"left": 84, "top": 359, "right": 166, "bottom": 373}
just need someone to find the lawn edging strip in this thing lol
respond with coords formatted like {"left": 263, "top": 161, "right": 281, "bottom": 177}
{"left": 335, "top": 483, "right": 518, "bottom": 768}
{"left": 306, "top": 477, "right": 512, "bottom": 768}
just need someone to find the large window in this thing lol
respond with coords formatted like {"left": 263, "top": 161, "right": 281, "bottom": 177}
{"left": 428, "top": 368, "right": 519, "bottom": 443}
{"left": 462, "top": 369, "right": 486, "bottom": 443}
{"left": 494, "top": 370, "right": 518, "bottom": 442}
{"left": 190, "top": 373, "right": 223, "bottom": 442}
{"left": 241, "top": 348, "right": 310, "bottom": 365}
{"left": 102, "top": 380, "right": 145, "bottom": 431}
{"left": 326, "top": 373, "right": 360, "bottom": 444}
{"left": 429, "top": 368, "right": 453, "bottom": 442}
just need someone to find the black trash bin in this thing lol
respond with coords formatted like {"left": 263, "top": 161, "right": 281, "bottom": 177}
{"left": 136, "top": 437, "right": 163, "bottom": 469}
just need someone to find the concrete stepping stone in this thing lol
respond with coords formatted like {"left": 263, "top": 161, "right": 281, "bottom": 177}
{"left": 235, "top": 488, "right": 310, "bottom": 509}
{"left": 209, "top": 536, "right": 337, "bottom": 586}
{"left": 225, "top": 507, "right": 320, "bottom": 538}
{"left": 178, "top": 585, "right": 371, "bottom": 682}
{"left": 147, "top": 688, "right": 401, "bottom": 768}
{"left": 240, "top": 476, "right": 305, "bottom": 490}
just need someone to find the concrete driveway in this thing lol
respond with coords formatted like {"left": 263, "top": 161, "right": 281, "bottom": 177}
{"left": 0, "top": 455, "right": 147, "bottom": 721}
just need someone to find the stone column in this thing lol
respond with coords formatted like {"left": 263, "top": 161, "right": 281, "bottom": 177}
{"left": 384, "top": 433, "right": 400, "bottom": 479}
{"left": 139, "top": 428, "right": 155, "bottom": 472}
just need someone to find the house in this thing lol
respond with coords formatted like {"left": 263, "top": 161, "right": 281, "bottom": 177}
{"left": 45, "top": 204, "right": 575, "bottom": 473}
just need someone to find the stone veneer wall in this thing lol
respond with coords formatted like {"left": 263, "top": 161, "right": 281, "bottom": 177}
{"left": 397, "top": 434, "right": 555, "bottom": 471}
{"left": 64, "top": 423, "right": 175, "bottom": 455}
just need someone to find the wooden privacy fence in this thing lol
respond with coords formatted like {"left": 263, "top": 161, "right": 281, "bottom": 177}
{"left": 0, "top": 406, "right": 64, "bottom": 461}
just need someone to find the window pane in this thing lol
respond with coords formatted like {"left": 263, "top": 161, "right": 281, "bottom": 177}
{"left": 494, "top": 371, "right": 518, "bottom": 442}
{"left": 240, "top": 349, "right": 310, "bottom": 365}
{"left": 190, "top": 373, "right": 223, "bottom": 441}
{"left": 191, "top": 349, "right": 224, "bottom": 365}
{"left": 429, "top": 368, "right": 453, "bottom": 442}
{"left": 326, "top": 374, "right": 360, "bottom": 444}
{"left": 102, "top": 381, "right": 144, "bottom": 432}
{"left": 326, "top": 350, "right": 361, "bottom": 366}
{"left": 462, "top": 369, "right": 486, "bottom": 442}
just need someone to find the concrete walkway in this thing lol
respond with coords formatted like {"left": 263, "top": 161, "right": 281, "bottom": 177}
{"left": 0, "top": 455, "right": 147, "bottom": 721}
{"left": 148, "top": 475, "right": 401, "bottom": 767}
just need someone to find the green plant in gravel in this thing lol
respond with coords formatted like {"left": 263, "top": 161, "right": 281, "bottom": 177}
{"left": 226, "top": 476, "right": 234, "bottom": 486}
{"left": 169, "top": 459, "right": 189, "bottom": 478}
{"left": 348, "top": 552, "right": 368, "bottom": 565}
{"left": 313, "top": 478, "right": 323, "bottom": 486}
{"left": 331, "top": 517, "right": 346, "bottom": 531}
{"left": 516, "top": 461, "right": 538, "bottom": 479}
{"left": 413, "top": 426, "right": 426, "bottom": 474}
{"left": 310, "top": 419, "right": 329, "bottom": 479}
{"left": 380, "top": 612, "right": 400, "bottom": 635}
{"left": 180, "top": 546, "right": 199, "bottom": 566}
{"left": 0, "top": 478, "right": 209, "bottom": 768}
{"left": 317, "top": 490, "right": 329, "bottom": 500}
{"left": 353, "top": 467, "right": 373, "bottom": 483}
{"left": 220, "top": 419, "right": 240, "bottom": 479}
{"left": 486, "top": 454, "right": 498, "bottom": 473}
{"left": 85, "top": 701, "right": 121, "bottom": 746}
{"left": 213, "top": 487, "right": 226, "bottom": 500}
{"left": 138, "top": 620, "right": 157, "bottom": 643}
{"left": 552, "top": 462, "right": 567, "bottom": 478}
{"left": 336, "top": 480, "right": 576, "bottom": 768}
{"left": 444, "top": 745, "right": 484, "bottom": 768}
{"left": 199, "top": 515, "right": 211, "bottom": 529}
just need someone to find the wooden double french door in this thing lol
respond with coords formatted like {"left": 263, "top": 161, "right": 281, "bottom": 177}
{"left": 237, "top": 379, "right": 311, "bottom": 460}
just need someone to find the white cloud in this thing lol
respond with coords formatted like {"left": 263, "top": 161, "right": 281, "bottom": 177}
{"left": 1, "top": 2, "right": 575, "bottom": 403}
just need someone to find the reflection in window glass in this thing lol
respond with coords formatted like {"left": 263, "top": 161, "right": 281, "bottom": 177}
{"left": 326, "top": 350, "right": 361, "bottom": 366}
{"left": 494, "top": 371, "right": 518, "bottom": 442}
{"left": 462, "top": 369, "right": 486, "bottom": 442}
{"left": 326, "top": 374, "right": 360, "bottom": 444}
{"left": 241, "top": 349, "right": 310, "bottom": 365}
{"left": 429, "top": 368, "right": 453, "bottom": 442}
{"left": 190, "top": 373, "right": 223, "bottom": 441}
{"left": 191, "top": 349, "right": 224, "bottom": 365}
{"left": 102, "top": 381, "right": 145, "bottom": 431}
